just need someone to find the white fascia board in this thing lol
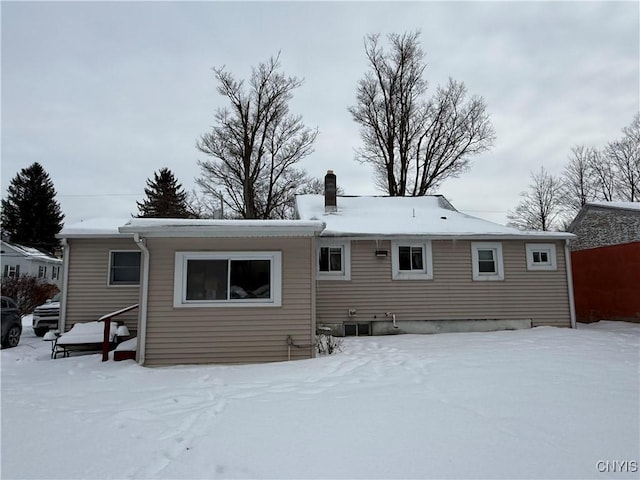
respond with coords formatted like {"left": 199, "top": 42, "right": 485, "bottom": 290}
{"left": 318, "top": 232, "right": 576, "bottom": 241}
{"left": 57, "top": 233, "right": 135, "bottom": 239}
{"left": 119, "top": 221, "right": 325, "bottom": 238}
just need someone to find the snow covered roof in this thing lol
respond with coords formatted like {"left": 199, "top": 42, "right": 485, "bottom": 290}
{"left": 0, "top": 240, "right": 62, "bottom": 263}
{"left": 58, "top": 218, "right": 134, "bottom": 238}
{"left": 586, "top": 201, "right": 640, "bottom": 212}
{"left": 295, "top": 195, "right": 573, "bottom": 239}
{"left": 119, "top": 218, "right": 325, "bottom": 238}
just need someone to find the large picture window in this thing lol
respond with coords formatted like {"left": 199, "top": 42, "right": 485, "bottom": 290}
{"left": 174, "top": 252, "right": 281, "bottom": 307}
{"left": 109, "top": 251, "right": 141, "bottom": 286}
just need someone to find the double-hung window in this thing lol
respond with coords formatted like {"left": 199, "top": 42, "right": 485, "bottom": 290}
{"left": 174, "top": 252, "right": 282, "bottom": 307}
{"left": 3, "top": 265, "right": 19, "bottom": 278}
{"left": 391, "top": 240, "right": 433, "bottom": 280}
{"left": 526, "top": 243, "right": 557, "bottom": 270}
{"left": 109, "top": 251, "right": 141, "bottom": 286}
{"left": 38, "top": 266, "right": 47, "bottom": 278}
{"left": 317, "top": 240, "right": 350, "bottom": 280}
{"left": 471, "top": 242, "right": 504, "bottom": 281}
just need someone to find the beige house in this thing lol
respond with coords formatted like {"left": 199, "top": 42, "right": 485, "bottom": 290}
{"left": 57, "top": 179, "right": 576, "bottom": 366}
{"left": 58, "top": 219, "right": 323, "bottom": 366}
{"left": 294, "top": 174, "right": 576, "bottom": 337}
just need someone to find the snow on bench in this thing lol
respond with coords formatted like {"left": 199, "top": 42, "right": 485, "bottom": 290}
{"left": 53, "top": 322, "right": 119, "bottom": 358}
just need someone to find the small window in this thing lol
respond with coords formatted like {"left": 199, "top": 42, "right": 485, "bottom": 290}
{"left": 174, "top": 251, "right": 281, "bottom": 307}
{"left": 526, "top": 244, "right": 557, "bottom": 271}
{"left": 471, "top": 242, "right": 504, "bottom": 281}
{"left": 391, "top": 241, "right": 433, "bottom": 280}
{"left": 38, "top": 266, "right": 47, "bottom": 278}
{"left": 51, "top": 266, "right": 60, "bottom": 280}
{"left": 344, "top": 323, "right": 371, "bottom": 336}
{"left": 109, "top": 251, "right": 141, "bottom": 286}
{"left": 3, "top": 265, "right": 19, "bottom": 278}
{"left": 319, "top": 247, "right": 343, "bottom": 273}
{"left": 317, "top": 240, "right": 351, "bottom": 280}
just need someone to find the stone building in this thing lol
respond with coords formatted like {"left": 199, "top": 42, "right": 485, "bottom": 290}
{"left": 568, "top": 202, "right": 640, "bottom": 323}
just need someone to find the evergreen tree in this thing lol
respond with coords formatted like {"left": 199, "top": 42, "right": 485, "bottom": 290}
{"left": 1, "top": 162, "right": 64, "bottom": 254}
{"left": 136, "top": 168, "right": 192, "bottom": 218}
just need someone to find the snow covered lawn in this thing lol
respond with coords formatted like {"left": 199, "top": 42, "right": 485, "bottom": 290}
{"left": 2, "top": 321, "right": 638, "bottom": 479}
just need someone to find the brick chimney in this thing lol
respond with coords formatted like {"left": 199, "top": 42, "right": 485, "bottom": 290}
{"left": 324, "top": 170, "right": 337, "bottom": 213}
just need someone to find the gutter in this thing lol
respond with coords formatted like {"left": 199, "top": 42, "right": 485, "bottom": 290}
{"left": 133, "top": 234, "right": 150, "bottom": 365}
{"left": 564, "top": 239, "right": 577, "bottom": 329}
{"left": 59, "top": 238, "right": 71, "bottom": 333}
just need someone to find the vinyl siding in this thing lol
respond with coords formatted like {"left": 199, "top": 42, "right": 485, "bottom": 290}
{"left": 317, "top": 239, "right": 571, "bottom": 328}
{"left": 143, "top": 237, "right": 315, "bottom": 366}
{"left": 65, "top": 238, "right": 140, "bottom": 333}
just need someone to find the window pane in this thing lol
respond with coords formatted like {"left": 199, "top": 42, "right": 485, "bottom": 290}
{"left": 411, "top": 247, "right": 424, "bottom": 270}
{"left": 478, "top": 249, "right": 496, "bottom": 273}
{"left": 533, "top": 252, "right": 541, "bottom": 263}
{"left": 186, "top": 260, "right": 228, "bottom": 300}
{"left": 398, "top": 246, "right": 411, "bottom": 270}
{"left": 540, "top": 252, "right": 548, "bottom": 263}
{"left": 111, "top": 252, "right": 141, "bottom": 284}
{"left": 478, "top": 250, "right": 494, "bottom": 261}
{"left": 319, "top": 247, "right": 329, "bottom": 272}
{"left": 329, "top": 248, "right": 342, "bottom": 271}
{"left": 230, "top": 260, "right": 271, "bottom": 299}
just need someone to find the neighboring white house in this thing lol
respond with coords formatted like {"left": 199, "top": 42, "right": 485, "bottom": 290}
{"left": 0, "top": 240, "right": 63, "bottom": 286}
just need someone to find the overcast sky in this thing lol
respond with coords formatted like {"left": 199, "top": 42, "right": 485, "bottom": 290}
{"left": 2, "top": 1, "right": 638, "bottom": 225}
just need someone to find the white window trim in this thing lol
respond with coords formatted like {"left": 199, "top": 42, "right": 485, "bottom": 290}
{"left": 173, "top": 251, "right": 282, "bottom": 308}
{"left": 108, "top": 250, "right": 142, "bottom": 287}
{"left": 391, "top": 240, "right": 433, "bottom": 280}
{"left": 316, "top": 239, "right": 351, "bottom": 281}
{"left": 471, "top": 242, "right": 504, "bottom": 281}
{"left": 526, "top": 243, "right": 557, "bottom": 271}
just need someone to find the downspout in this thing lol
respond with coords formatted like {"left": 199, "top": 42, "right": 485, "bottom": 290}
{"left": 133, "top": 234, "right": 150, "bottom": 364}
{"left": 59, "top": 238, "right": 70, "bottom": 333}
{"left": 564, "top": 239, "right": 577, "bottom": 329}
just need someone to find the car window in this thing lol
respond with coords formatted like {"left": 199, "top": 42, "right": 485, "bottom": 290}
{"left": 51, "top": 293, "right": 61, "bottom": 302}
{"left": 1, "top": 299, "right": 7, "bottom": 309}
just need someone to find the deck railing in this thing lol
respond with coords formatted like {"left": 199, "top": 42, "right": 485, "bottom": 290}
{"left": 100, "top": 304, "right": 139, "bottom": 361}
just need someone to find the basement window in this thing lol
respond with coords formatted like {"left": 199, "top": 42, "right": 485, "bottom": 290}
{"left": 344, "top": 323, "right": 371, "bottom": 336}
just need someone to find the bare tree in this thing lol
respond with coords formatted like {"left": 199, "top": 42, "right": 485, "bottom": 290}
{"left": 507, "top": 167, "right": 564, "bottom": 231}
{"left": 196, "top": 55, "right": 317, "bottom": 219}
{"left": 589, "top": 149, "right": 617, "bottom": 201}
{"left": 413, "top": 78, "right": 495, "bottom": 195}
{"left": 349, "top": 31, "right": 495, "bottom": 196}
{"left": 561, "top": 145, "right": 598, "bottom": 213}
{"left": 606, "top": 113, "right": 640, "bottom": 201}
{"left": 296, "top": 177, "right": 345, "bottom": 195}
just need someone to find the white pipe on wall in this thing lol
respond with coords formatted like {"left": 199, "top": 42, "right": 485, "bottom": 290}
{"left": 564, "top": 239, "right": 577, "bottom": 329}
{"left": 59, "top": 238, "right": 70, "bottom": 333}
{"left": 134, "top": 234, "right": 150, "bottom": 364}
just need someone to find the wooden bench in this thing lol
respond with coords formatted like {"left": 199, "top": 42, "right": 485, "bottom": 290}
{"left": 52, "top": 321, "right": 119, "bottom": 359}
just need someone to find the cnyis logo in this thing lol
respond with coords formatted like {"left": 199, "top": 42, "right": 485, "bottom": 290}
{"left": 596, "top": 460, "right": 638, "bottom": 473}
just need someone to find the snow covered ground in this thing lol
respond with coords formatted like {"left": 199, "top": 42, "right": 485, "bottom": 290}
{"left": 2, "top": 319, "right": 638, "bottom": 479}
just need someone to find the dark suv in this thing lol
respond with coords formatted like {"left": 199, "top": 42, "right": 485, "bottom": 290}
{"left": 32, "top": 293, "right": 61, "bottom": 336}
{"left": 1, "top": 296, "right": 22, "bottom": 348}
